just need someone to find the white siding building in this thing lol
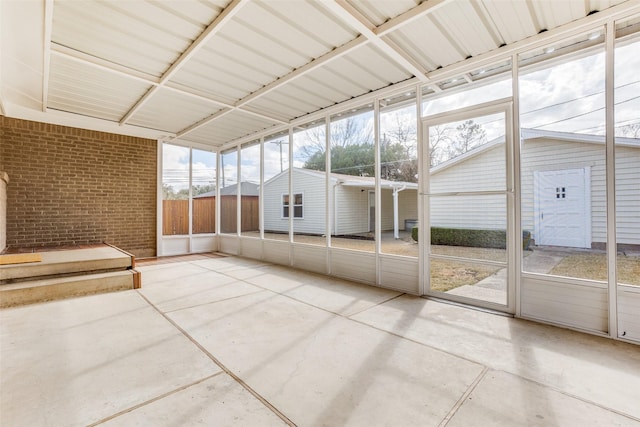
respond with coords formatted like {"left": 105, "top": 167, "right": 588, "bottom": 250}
{"left": 429, "top": 129, "right": 640, "bottom": 249}
{"left": 264, "top": 168, "right": 418, "bottom": 237}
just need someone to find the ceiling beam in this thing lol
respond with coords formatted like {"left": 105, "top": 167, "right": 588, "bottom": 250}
{"left": 236, "top": 36, "right": 366, "bottom": 107}
{"left": 174, "top": 36, "right": 367, "bottom": 139}
{"left": 119, "top": 0, "right": 247, "bottom": 125}
{"left": 51, "top": 44, "right": 161, "bottom": 86}
{"left": 50, "top": 43, "right": 285, "bottom": 126}
{"left": 175, "top": 108, "right": 233, "bottom": 139}
{"left": 323, "top": 0, "right": 430, "bottom": 83}
{"left": 376, "top": 0, "right": 451, "bottom": 37}
{"left": 41, "top": 0, "right": 53, "bottom": 112}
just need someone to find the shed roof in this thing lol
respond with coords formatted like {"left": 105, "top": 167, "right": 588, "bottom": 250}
{"left": 265, "top": 167, "right": 417, "bottom": 190}
{"left": 430, "top": 128, "right": 640, "bottom": 174}
{"left": 194, "top": 181, "right": 259, "bottom": 197}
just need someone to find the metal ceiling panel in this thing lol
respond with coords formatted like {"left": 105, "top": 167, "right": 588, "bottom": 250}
{"left": 388, "top": 17, "right": 464, "bottom": 71}
{"left": 240, "top": 1, "right": 357, "bottom": 58}
{"left": 169, "top": 47, "right": 267, "bottom": 105}
{"left": 127, "top": 88, "right": 222, "bottom": 134}
{"left": 591, "top": 0, "right": 628, "bottom": 11}
{"left": 219, "top": 1, "right": 357, "bottom": 70}
{"left": 52, "top": 0, "right": 224, "bottom": 77}
{"left": 170, "top": 0, "right": 359, "bottom": 106}
{"left": 183, "top": 110, "right": 279, "bottom": 147}
{"left": 242, "top": 89, "right": 324, "bottom": 121}
{"left": 430, "top": 1, "right": 500, "bottom": 58}
{"left": 243, "top": 43, "right": 412, "bottom": 121}
{"left": 5, "top": 0, "right": 640, "bottom": 149}
{"left": 343, "top": 0, "right": 419, "bottom": 26}
{"left": 47, "top": 55, "right": 152, "bottom": 122}
{"left": 530, "top": 0, "right": 589, "bottom": 32}
{"left": 479, "top": 1, "right": 539, "bottom": 44}
{"left": 347, "top": 43, "right": 415, "bottom": 84}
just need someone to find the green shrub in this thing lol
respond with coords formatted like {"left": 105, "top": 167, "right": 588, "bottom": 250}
{"left": 411, "top": 226, "right": 419, "bottom": 242}
{"left": 411, "top": 227, "right": 532, "bottom": 250}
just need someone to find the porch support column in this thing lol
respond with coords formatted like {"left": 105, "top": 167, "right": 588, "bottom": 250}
{"left": 392, "top": 185, "right": 407, "bottom": 239}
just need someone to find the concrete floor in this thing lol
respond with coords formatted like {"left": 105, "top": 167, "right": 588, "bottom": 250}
{"left": 1, "top": 255, "right": 639, "bottom": 426}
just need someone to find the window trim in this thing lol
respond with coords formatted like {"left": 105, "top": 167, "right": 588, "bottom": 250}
{"left": 282, "top": 192, "right": 304, "bottom": 219}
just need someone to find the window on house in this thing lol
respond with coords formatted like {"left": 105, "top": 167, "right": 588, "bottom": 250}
{"left": 283, "top": 193, "right": 303, "bottom": 218}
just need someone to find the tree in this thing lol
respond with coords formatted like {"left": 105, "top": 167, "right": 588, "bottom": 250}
{"left": 304, "top": 143, "right": 375, "bottom": 176}
{"left": 428, "top": 125, "right": 452, "bottom": 167}
{"left": 618, "top": 122, "right": 640, "bottom": 138}
{"left": 380, "top": 135, "right": 417, "bottom": 183}
{"left": 448, "top": 119, "right": 487, "bottom": 158}
{"left": 162, "top": 183, "right": 215, "bottom": 200}
{"left": 380, "top": 111, "right": 418, "bottom": 182}
{"left": 428, "top": 120, "right": 487, "bottom": 167}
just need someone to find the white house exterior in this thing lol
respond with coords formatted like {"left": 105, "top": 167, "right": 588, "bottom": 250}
{"left": 429, "top": 129, "right": 640, "bottom": 249}
{"left": 263, "top": 168, "right": 418, "bottom": 237}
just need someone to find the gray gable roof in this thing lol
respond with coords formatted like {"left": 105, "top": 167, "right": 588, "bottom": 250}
{"left": 193, "top": 182, "right": 259, "bottom": 198}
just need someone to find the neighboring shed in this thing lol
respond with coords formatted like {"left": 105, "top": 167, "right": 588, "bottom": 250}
{"left": 193, "top": 182, "right": 260, "bottom": 198}
{"left": 193, "top": 182, "right": 260, "bottom": 233}
{"left": 263, "top": 168, "right": 417, "bottom": 238}
{"left": 429, "top": 129, "right": 640, "bottom": 249}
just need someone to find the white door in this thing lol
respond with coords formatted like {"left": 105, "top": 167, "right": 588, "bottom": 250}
{"left": 534, "top": 168, "right": 590, "bottom": 248}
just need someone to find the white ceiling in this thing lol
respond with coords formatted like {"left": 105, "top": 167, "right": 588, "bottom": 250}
{"left": 1, "top": 0, "right": 638, "bottom": 147}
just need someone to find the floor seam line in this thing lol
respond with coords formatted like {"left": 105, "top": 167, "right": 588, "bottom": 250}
{"left": 160, "top": 289, "right": 267, "bottom": 314}
{"left": 88, "top": 372, "right": 224, "bottom": 426}
{"left": 438, "top": 366, "right": 489, "bottom": 427}
{"left": 346, "top": 316, "right": 487, "bottom": 367}
{"left": 490, "top": 368, "right": 640, "bottom": 423}
{"left": 345, "top": 292, "right": 406, "bottom": 318}
{"left": 137, "top": 291, "right": 297, "bottom": 427}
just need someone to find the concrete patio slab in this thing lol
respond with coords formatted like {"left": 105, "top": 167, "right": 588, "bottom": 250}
{"left": 448, "top": 370, "right": 637, "bottom": 426}
{"left": 139, "top": 270, "right": 262, "bottom": 313}
{"left": 167, "top": 291, "right": 485, "bottom": 426}
{"left": 350, "top": 294, "right": 640, "bottom": 420}
{"left": 99, "top": 373, "right": 288, "bottom": 426}
{"left": 2, "top": 255, "right": 638, "bottom": 426}
{"left": 138, "top": 262, "right": 212, "bottom": 285}
{"left": 0, "top": 291, "right": 221, "bottom": 427}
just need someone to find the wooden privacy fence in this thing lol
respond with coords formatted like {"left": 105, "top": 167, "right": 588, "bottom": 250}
{"left": 163, "top": 196, "right": 259, "bottom": 235}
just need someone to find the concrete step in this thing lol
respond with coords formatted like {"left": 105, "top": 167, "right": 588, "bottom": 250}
{"left": 0, "top": 245, "right": 134, "bottom": 282}
{"left": 0, "top": 270, "right": 141, "bottom": 308}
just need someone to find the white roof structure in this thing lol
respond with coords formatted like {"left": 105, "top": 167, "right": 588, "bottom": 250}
{"left": 1, "top": 0, "right": 638, "bottom": 147}
{"left": 265, "top": 167, "right": 418, "bottom": 190}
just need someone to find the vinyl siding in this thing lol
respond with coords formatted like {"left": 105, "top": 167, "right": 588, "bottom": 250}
{"left": 335, "top": 186, "right": 369, "bottom": 235}
{"left": 521, "top": 139, "right": 606, "bottom": 245}
{"left": 430, "top": 144, "right": 506, "bottom": 230}
{"left": 429, "top": 137, "right": 640, "bottom": 246}
{"left": 615, "top": 146, "right": 640, "bottom": 245}
{"left": 263, "top": 169, "right": 326, "bottom": 235}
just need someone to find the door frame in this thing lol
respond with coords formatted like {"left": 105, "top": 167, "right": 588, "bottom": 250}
{"left": 368, "top": 190, "right": 375, "bottom": 232}
{"left": 420, "top": 98, "right": 517, "bottom": 313}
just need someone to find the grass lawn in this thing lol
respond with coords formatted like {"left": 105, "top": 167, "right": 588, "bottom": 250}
{"left": 550, "top": 253, "right": 640, "bottom": 285}
{"left": 429, "top": 258, "right": 502, "bottom": 292}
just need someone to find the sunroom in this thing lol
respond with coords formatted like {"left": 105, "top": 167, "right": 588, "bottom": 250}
{"left": 1, "top": 0, "right": 640, "bottom": 425}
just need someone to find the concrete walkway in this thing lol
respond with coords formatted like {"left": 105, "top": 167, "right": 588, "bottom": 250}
{"left": 446, "top": 248, "right": 568, "bottom": 304}
{"left": 2, "top": 254, "right": 639, "bottom": 426}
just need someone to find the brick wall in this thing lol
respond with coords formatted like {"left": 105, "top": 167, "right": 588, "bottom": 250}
{"left": 0, "top": 117, "right": 157, "bottom": 257}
